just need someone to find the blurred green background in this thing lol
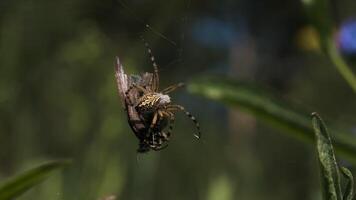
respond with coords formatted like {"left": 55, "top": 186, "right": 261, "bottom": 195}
{"left": 0, "top": 0, "right": 355, "bottom": 199}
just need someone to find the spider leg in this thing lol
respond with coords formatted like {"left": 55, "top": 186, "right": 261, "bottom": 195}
{"left": 156, "top": 109, "right": 168, "bottom": 141}
{"left": 151, "top": 144, "right": 168, "bottom": 151}
{"left": 150, "top": 110, "right": 173, "bottom": 149}
{"left": 125, "top": 84, "right": 147, "bottom": 94}
{"left": 125, "top": 84, "right": 147, "bottom": 106}
{"left": 157, "top": 110, "right": 173, "bottom": 139}
{"left": 146, "top": 111, "right": 159, "bottom": 147}
{"left": 157, "top": 109, "right": 164, "bottom": 118}
{"left": 166, "top": 105, "right": 201, "bottom": 139}
{"left": 149, "top": 111, "right": 159, "bottom": 129}
{"left": 162, "top": 111, "right": 175, "bottom": 141}
{"left": 161, "top": 82, "right": 185, "bottom": 94}
{"left": 141, "top": 37, "right": 160, "bottom": 92}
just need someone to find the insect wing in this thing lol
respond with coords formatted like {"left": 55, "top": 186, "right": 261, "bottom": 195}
{"left": 115, "top": 57, "right": 152, "bottom": 143}
{"left": 115, "top": 57, "right": 129, "bottom": 107}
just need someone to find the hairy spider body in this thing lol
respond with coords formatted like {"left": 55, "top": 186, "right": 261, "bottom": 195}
{"left": 115, "top": 38, "right": 201, "bottom": 153}
{"left": 136, "top": 93, "right": 171, "bottom": 112}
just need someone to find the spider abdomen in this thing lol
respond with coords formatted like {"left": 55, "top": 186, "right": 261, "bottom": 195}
{"left": 136, "top": 93, "right": 171, "bottom": 111}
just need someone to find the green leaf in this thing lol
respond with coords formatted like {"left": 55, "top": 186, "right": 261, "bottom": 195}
{"left": 188, "top": 76, "right": 356, "bottom": 165}
{"left": 312, "top": 113, "right": 343, "bottom": 200}
{"left": 340, "top": 167, "right": 354, "bottom": 200}
{"left": 0, "top": 160, "right": 70, "bottom": 200}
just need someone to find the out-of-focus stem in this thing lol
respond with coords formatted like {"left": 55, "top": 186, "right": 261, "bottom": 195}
{"left": 326, "top": 38, "right": 356, "bottom": 93}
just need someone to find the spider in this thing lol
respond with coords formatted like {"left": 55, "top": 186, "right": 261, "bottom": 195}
{"left": 116, "top": 61, "right": 166, "bottom": 153}
{"left": 123, "top": 39, "right": 201, "bottom": 152}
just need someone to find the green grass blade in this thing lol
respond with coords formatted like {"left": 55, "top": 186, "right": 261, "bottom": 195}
{"left": 340, "top": 167, "right": 354, "bottom": 200}
{"left": 0, "top": 160, "right": 70, "bottom": 200}
{"left": 325, "top": 40, "right": 356, "bottom": 93}
{"left": 188, "top": 76, "right": 356, "bottom": 165}
{"left": 312, "top": 113, "right": 343, "bottom": 200}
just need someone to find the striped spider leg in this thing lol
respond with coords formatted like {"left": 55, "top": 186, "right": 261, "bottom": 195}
{"left": 164, "top": 104, "right": 201, "bottom": 139}
{"left": 141, "top": 36, "right": 159, "bottom": 93}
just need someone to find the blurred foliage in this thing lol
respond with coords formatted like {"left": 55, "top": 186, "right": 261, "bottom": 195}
{"left": 0, "top": 161, "right": 69, "bottom": 200}
{"left": 302, "top": 0, "right": 356, "bottom": 92}
{"left": 188, "top": 76, "right": 356, "bottom": 165}
{"left": 311, "top": 113, "right": 354, "bottom": 200}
